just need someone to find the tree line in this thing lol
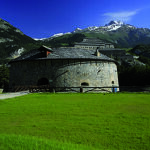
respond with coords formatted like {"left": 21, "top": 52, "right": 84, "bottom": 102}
{"left": 118, "top": 64, "right": 150, "bottom": 86}
{"left": 0, "top": 65, "right": 9, "bottom": 91}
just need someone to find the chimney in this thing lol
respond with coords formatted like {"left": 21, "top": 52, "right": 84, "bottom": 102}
{"left": 95, "top": 48, "right": 100, "bottom": 57}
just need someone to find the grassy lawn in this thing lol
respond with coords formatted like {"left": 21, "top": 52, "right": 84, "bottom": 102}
{"left": 0, "top": 93, "right": 150, "bottom": 149}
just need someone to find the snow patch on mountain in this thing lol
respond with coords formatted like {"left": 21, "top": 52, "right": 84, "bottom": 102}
{"left": 40, "top": 32, "right": 72, "bottom": 41}
{"left": 51, "top": 33, "right": 64, "bottom": 38}
{"left": 15, "top": 29, "right": 24, "bottom": 35}
{"left": 0, "top": 38, "right": 13, "bottom": 43}
{"left": 34, "top": 38, "right": 47, "bottom": 41}
{"left": 11, "top": 47, "right": 25, "bottom": 58}
{"left": 126, "top": 25, "right": 136, "bottom": 29}
{"left": 73, "top": 28, "right": 82, "bottom": 33}
{"left": 105, "top": 25, "right": 122, "bottom": 31}
{"left": 87, "top": 26, "right": 99, "bottom": 31}
{"left": 51, "top": 32, "right": 71, "bottom": 38}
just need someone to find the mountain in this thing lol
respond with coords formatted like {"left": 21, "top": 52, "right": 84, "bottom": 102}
{"left": 0, "top": 18, "right": 39, "bottom": 63}
{"left": 41, "top": 21, "right": 150, "bottom": 48}
{"left": 1, "top": 18, "right": 150, "bottom": 64}
{"left": 72, "top": 21, "right": 150, "bottom": 47}
{"left": 73, "top": 20, "right": 125, "bottom": 33}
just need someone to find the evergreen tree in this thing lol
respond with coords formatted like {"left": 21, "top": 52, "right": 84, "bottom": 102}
{"left": 0, "top": 65, "right": 9, "bottom": 91}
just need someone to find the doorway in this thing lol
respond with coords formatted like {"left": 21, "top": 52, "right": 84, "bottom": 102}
{"left": 37, "top": 78, "right": 49, "bottom": 86}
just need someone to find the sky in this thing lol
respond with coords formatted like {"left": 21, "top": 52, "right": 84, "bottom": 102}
{"left": 1, "top": 0, "right": 150, "bottom": 39}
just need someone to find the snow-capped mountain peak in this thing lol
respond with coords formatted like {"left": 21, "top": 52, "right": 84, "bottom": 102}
{"left": 103, "top": 20, "right": 124, "bottom": 31}
{"left": 40, "top": 20, "right": 137, "bottom": 42}
{"left": 72, "top": 20, "right": 126, "bottom": 33}
{"left": 106, "top": 20, "right": 124, "bottom": 26}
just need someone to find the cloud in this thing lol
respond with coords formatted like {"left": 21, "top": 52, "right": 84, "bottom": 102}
{"left": 103, "top": 10, "right": 140, "bottom": 23}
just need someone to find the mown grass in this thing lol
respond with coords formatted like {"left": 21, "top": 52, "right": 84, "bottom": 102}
{"left": 0, "top": 134, "right": 97, "bottom": 150}
{"left": 0, "top": 93, "right": 150, "bottom": 149}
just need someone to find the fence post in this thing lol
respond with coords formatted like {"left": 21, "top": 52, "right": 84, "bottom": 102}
{"left": 80, "top": 87, "right": 83, "bottom": 93}
{"left": 112, "top": 87, "right": 115, "bottom": 93}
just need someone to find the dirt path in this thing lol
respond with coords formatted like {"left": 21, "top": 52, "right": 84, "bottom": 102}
{"left": 0, "top": 91, "right": 29, "bottom": 100}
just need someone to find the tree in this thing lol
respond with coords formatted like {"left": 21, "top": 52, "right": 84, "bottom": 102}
{"left": 0, "top": 65, "right": 9, "bottom": 90}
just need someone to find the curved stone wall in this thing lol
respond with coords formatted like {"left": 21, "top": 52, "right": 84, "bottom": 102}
{"left": 9, "top": 59, "right": 119, "bottom": 92}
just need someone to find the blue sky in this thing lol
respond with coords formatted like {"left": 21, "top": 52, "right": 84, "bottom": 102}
{"left": 1, "top": 0, "right": 150, "bottom": 38}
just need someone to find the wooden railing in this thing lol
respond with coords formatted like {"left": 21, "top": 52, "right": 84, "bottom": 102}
{"left": 11, "top": 85, "right": 119, "bottom": 93}
{"left": 10, "top": 85, "right": 150, "bottom": 93}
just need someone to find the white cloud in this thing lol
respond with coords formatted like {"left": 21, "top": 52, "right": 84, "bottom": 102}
{"left": 103, "top": 10, "right": 140, "bottom": 23}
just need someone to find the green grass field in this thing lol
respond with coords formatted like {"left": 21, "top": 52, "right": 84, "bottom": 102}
{"left": 0, "top": 93, "right": 150, "bottom": 150}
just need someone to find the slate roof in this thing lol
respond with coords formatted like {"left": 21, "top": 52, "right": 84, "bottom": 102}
{"left": 46, "top": 47, "right": 115, "bottom": 62}
{"left": 11, "top": 47, "right": 116, "bottom": 63}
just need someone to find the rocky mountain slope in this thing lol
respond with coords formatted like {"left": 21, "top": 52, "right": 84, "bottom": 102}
{"left": 0, "top": 18, "right": 39, "bottom": 63}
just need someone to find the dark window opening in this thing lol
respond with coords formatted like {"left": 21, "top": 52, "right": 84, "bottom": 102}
{"left": 81, "top": 82, "right": 89, "bottom": 86}
{"left": 112, "top": 81, "right": 114, "bottom": 84}
{"left": 37, "top": 78, "right": 49, "bottom": 86}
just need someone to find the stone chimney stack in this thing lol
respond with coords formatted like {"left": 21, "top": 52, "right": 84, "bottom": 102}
{"left": 95, "top": 48, "right": 100, "bottom": 57}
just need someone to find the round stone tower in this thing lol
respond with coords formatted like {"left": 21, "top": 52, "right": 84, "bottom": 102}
{"left": 9, "top": 46, "right": 119, "bottom": 92}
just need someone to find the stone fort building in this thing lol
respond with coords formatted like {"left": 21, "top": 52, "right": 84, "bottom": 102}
{"left": 75, "top": 38, "right": 133, "bottom": 62}
{"left": 9, "top": 41, "right": 119, "bottom": 93}
{"left": 75, "top": 38, "right": 115, "bottom": 49}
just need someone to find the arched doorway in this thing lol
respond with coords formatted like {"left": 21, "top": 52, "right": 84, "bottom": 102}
{"left": 81, "top": 82, "right": 89, "bottom": 86}
{"left": 37, "top": 78, "right": 49, "bottom": 86}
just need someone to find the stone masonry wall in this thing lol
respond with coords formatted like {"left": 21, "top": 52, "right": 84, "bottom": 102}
{"left": 9, "top": 59, "right": 119, "bottom": 92}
